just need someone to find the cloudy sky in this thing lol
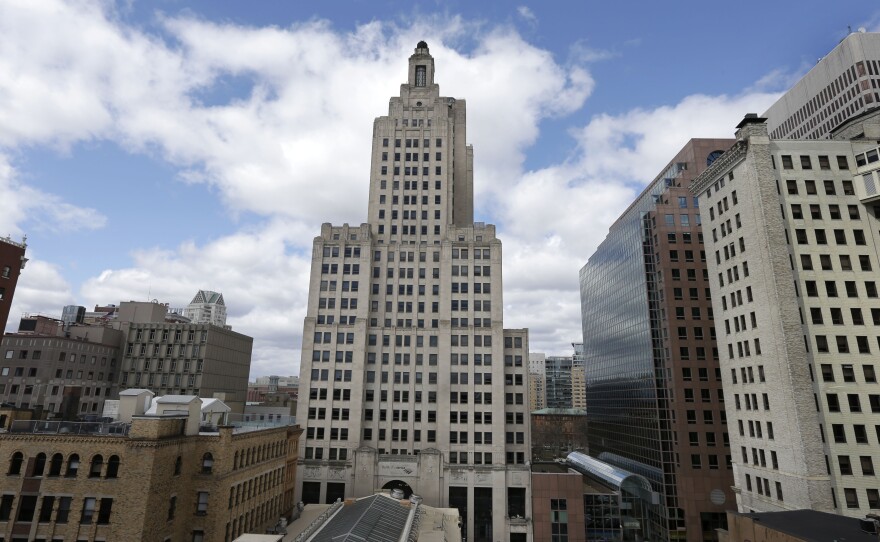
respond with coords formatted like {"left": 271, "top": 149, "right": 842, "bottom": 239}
{"left": 1, "top": 0, "right": 876, "bottom": 378}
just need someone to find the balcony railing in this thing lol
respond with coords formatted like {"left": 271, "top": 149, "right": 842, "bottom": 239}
{"left": 7, "top": 420, "right": 130, "bottom": 436}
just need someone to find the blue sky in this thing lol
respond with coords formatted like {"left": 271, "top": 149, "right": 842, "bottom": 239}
{"left": 1, "top": 0, "right": 876, "bottom": 378}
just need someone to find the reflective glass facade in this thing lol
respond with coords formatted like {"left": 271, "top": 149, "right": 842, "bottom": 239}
{"left": 579, "top": 176, "right": 671, "bottom": 540}
{"left": 579, "top": 139, "right": 736, "bottom": 542}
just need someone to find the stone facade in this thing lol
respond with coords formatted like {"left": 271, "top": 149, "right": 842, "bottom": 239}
{"left": 0, "top": 416, "right": 302, "bottom": 541}
{"left": 691, "top": 115, "right": 880, "bottom": 515}
{"left": 765, "top": 31, "right": 880, "bottom": 140}
{"left": 115, "top": 302, "right": 253, "bottom": 411}
{"left": 0, "top": 331, "right": 122, "bottom": 417}
{"left": 295, "top": 42, "right": 532, "bottom": 542}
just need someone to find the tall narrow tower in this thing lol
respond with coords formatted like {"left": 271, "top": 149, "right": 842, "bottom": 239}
{"left": 295, "top": 42, "right": 532, "bottom": 542}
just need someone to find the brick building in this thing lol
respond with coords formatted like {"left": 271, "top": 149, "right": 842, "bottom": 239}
{"left": 0, "top": 391, "right": 302, "bottom": 541}
{"left": 0, "top": 236, "right": 27, "bottom": 332}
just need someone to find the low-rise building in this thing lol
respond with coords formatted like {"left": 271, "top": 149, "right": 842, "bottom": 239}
{"left": 531, "top": 408, "right": 588, "bottom": 460}
{"left": 719, "top": 509, "right": 876, "bottom": 542}
{"left": 0, "top": 390, "right": 302, "bottom": 542}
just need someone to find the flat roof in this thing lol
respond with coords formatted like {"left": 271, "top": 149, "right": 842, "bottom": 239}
{"left": 531, "top": 462, "right": 573, "bottom": 474}
{"left": 739, "top": 510, "right": 876, "bottom": 541}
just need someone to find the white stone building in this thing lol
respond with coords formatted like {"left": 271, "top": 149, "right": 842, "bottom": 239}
{"left": 765, "top": 31, "right": 880, "bottom": 140}
{"left": 184, "top": 290, "right": 228, "bottom": 327}
{"left": 294, "top": 42, "right": 531, "bottom": 542}
{"left": 691, "top": 112, "right": 880, "bottom": 515}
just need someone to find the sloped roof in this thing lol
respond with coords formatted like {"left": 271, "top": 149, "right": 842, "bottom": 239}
{"left": 190, "top": 290, "right": 225, "bottom": 305}
{"left": 201, "top": 398, "right": 231, "bottom": 412}
{"left": 155, "top": 395, "right": 200, "bottom": 404}
{"left": 309, "top": 494, "right": 413, "bottom": 542}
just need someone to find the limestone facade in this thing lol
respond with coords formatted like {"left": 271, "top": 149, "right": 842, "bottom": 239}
{"left": 691, "top": 116, "right": 880, "bottom": 515}
{"left": 295, "top": 42, "right": 532, "bottom": 542}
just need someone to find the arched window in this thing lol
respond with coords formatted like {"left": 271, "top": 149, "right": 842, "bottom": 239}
{"left": 33, "top": 453, "right": 46, "bottom": 477}
{"left": 7, "top": 452, "right": 23, "bottom": 475}
{"left": 65, "top": 454, "right": 80, "bottom": 477}
{"left": 105, "top": 456, "right": 120, "bottom": 478}
{"left": 201, "top": 452, "right": 213, "bottom": 474}
{"left": 174, "top": 456, "right": 182, "bottom": 476}
{"left": 1, "top": 266, "right": 10, "bottom": 279}
{"left": 89, "top": 455, "right": 103, "bottom": 478}
{"left": 48, "top": 453, "right": 63, "bottom": 476}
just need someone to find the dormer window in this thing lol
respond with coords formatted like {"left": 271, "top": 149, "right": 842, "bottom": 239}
{"left": 415, "top": 65, "right": 426, "bottom": 87}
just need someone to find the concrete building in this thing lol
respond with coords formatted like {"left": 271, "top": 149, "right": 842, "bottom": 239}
{"left": 0, "top": 390, "right": 302, "bottom": 542}
{"left": 115, "top": 301, "right": 253, "bottom": 412}
{"left": 579, "top": 139, "right": 737, "bottom": 541}
{"left": 185, "top": 290, "right": 229, "bottom": 328}
{"left": 0, "top": 236, "right": 27, "bottom": 332}
{"left": 295, "top": 42, "right": 531, "bottom": 542}
{"left": 0, "top": 327, "right": 123, "bottom": 417}
{"left": 690, "top": 112, "right": 880, "bottom": 516}
{"left": 766, "top": 31, "right": 880, "bottom": 140}
{"left": 528, "top": 353, "right": 546, "bottom": 411}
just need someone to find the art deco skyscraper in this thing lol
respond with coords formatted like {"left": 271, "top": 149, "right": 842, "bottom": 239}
{"left": 295, "top": 42, "right": 532, "bottom": 542}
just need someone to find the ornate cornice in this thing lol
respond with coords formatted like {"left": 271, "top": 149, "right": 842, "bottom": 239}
{"left": 690, "top": 140, "right": 749, "bottom": 195}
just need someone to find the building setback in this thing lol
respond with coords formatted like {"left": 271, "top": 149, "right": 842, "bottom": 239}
{"left": 579, "top": 139, "right": 736, "bottom": 542}
{"left": 690, "top": 112, "right": 880, "bottom": 515}
{"left": 295, "top": 42, "right": 531, "bottom": 542}
{"left": 0, "top": 236, "right": 27, "bottom": 332}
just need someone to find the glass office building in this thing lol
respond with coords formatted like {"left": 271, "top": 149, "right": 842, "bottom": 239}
{"left": 579, "top": 140, "right": 736, "bottom": 542}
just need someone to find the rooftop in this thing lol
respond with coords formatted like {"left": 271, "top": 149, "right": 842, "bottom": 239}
{"left": 736, "top": 510, "right": 877, "bottom": 542}
{"left": 308, "top": 494, "right": 413, "bottom": 542}
{"left": 0, "top": 235, "right": 26, "bottom": 250}
{"left": 532, "top": 408, "right": 588, "bottom": 416}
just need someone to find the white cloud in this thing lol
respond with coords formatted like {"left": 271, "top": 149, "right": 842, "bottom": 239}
{"left": 0, "top": 153, "right": 106, "bottom": 236}
{"left": 516, "top": 6, "right": 537, "bottom": 23}
{"left": 79, "top": 218, "right": 313, "bottom": 372}
{"left": 496, "top": 90, "right": 780, "bottom": 355}
{"left": 0, "top": 1, "right": 786, "bottom": 369}
{"left": 5, "top": 258, "right": 75, "bottom": 331}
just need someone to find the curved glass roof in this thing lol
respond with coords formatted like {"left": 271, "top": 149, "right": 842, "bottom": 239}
{"left": 566, "top": 452, "right": 653, "bottom": 494}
